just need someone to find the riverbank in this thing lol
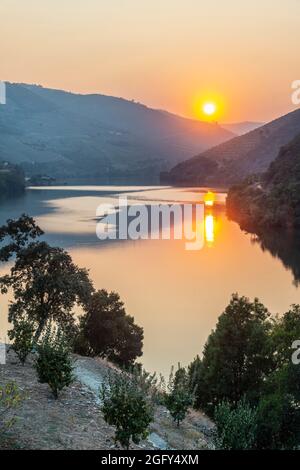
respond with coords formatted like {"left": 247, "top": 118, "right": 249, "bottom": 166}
{"left": 0, "top": 348, "right": 214, "bottom": 450}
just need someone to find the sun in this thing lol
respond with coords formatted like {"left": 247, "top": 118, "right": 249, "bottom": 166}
{"left": 203, "top": 102, "right": 217, "bottom": 116}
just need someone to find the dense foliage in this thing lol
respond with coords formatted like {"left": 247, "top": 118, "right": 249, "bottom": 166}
{"left": 75, "top": 290, "right": 143, "bottom": 367}
{"left": 214, "top": 400, "right": 257, "bottom": 450}
{"left": 191, "top": 294, "right": 273, "bottom": 414}
{"left": 189, "top": 294, "right": 300, "bottom": 449}
{"left": 227, "top": 133, "right": 300, "bottom": 229}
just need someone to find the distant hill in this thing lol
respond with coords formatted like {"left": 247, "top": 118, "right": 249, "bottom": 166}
{"left": 0, "top": 83, "right": 234, "bottom": 180}
{"left": 222, "top": 121, "right": 264, "bottom": 135}
{"left": 163, "top": 108, "right": 300, "bottom": 186}
{"left": 227, "top": 133, "right": 300, "bottom": 229}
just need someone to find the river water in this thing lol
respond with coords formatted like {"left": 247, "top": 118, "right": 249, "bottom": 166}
{"left": 1, "top": 185, "right": 300, "bottom": 375}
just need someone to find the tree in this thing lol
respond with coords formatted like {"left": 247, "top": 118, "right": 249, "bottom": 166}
{"left": 253, "top": 306, "right": 300, "bottom": 449}
{"left": 193, "top": 294, "right": 273, "bottom": 414}
{"left": 1, "top": 241, "right": 93, "bottom": 342}
{"left": 164, "top": 365, "right": 193, "bottom": 427}
{"left": 270, "top": 304, "right": 300, "bottom": 367}
{"left": 100, "top": 370, "right": 153, "bottom": 449}
{"left": 214, "top": 400, "right": 257, "bottom": 450}
{"left": 255, "top": 364, "right": 300, "bottom": 449}
{"left": 77, "top": 290, "right": 143, "bottom": 367}
{"left": 187, "top": 355, "right": 203, "bottom": 409}
{"left": 34, "top": 325, "right": 74, "bottom": 399}
{"left": 8, "top": 317, "right": 35, "bottom": 365}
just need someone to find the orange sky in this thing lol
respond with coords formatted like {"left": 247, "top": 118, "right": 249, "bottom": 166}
{"left": 1, "top": 0, "right": 299, "bottom": 123}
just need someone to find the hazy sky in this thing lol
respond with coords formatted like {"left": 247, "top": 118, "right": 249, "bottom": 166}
{"left": 1, "top": 0, "right": 299, "bottom": 122}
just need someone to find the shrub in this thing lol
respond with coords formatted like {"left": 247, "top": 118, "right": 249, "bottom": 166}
{"left": 100, "top": 370, "right": 153, "bottom": 449}
{"left": 214, "top": 400, "right": 257, "bottom": 450}
{"left": 0, "top": 382, "right": 22, "bottom": 432}
{"left": 8, "top": 317, "right": 35, "bottom": 365}
{"left": 35, "top": 325, "right": 74, "bottom": 399}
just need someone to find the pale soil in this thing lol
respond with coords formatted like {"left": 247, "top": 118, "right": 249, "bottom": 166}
{"left": 0, "top": 349, "right": 214, "bottom": 450}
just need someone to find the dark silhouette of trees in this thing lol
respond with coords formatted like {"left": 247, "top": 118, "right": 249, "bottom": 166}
{"left": 76, "top": 290, "right": 143, "bottom": 367}
{"left": 192, "top": 294, "right": 273, "bottom": 414}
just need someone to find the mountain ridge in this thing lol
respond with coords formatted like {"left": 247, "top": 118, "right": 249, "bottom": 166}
{"left": 0, "top": 83, "right": 234, "bottom": 180}
{"left": 163, "top": 107, "right": 300, "bottom": 186}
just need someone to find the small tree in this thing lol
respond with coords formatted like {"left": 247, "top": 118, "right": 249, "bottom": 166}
{"left": 8, "top": 317, "right": 35, "bottom": 365}
{"left": 0, "top": 382, "right": 22, "bottom": 432}
{"left": 214, "top": 399, "right": 257, "bottom": 450}
{"left": 35, "top": 325, "right": 74, "bottom": 399}
{"left": 164, "top": 365, "right": 193, "bottom": 427}
{"left": 100, "top": 370, "right": 153, "bottom": 449}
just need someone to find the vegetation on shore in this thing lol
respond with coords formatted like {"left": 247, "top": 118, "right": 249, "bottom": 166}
{"left": 227, "top": 133, "right": 300, "bottom": 230}
{"left": 0, "top": 162, "right": 25, "bottom": 201}
{"left": 187, "top": 294, "right": 300, "bottom": 449}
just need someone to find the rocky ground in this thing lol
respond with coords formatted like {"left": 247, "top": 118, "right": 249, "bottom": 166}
{"left": 0, "top": 349, "right": 215, "bottom": 450}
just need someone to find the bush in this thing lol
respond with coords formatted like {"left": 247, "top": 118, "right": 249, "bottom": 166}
{"left": 35, "top": 325, "right": 74, "bottom": 399}
{"left": 214, "top": 400, "right": 257, "bottom": 450}
{"left": 100, "top": 370, "right": 153, "bottom": 449}
{"left": 0, "top": 382, "right": 22, "bottom": 432}
{"left": 76, "top": 290, "right": 143, "bottom": 367}
{"left": 164, "top": 365, "right": 193, "bottom": 427}
{"left": 8, "top": 317, "right": 35, "bottom": 365}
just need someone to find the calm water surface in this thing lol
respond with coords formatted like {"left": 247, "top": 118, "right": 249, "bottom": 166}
{"left": 1, "top": 185, "right": 300, "bottom": 375}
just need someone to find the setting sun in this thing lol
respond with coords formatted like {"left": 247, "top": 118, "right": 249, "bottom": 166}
{"left": 203, "top": 102, "right": 217, "bottom": 116}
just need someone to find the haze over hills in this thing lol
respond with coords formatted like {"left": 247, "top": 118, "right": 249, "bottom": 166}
{"left": 0, "top": 83, "right": 234, "bottom": 180}
{"left": 163, "top": 108, "right": 300, "bottom": 186}
{"left": 221, "top": 121, "right": 264, "bottom": 136}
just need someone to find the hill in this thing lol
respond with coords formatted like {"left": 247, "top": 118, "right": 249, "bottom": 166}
{"left": 226, "top": 133, "right": 300, "bottom": 229}
{"left": 221, "top": 121, "right": 264, "bottom": 135}
{"left": 0, "top": 83, "right": 233, "bottom": 180}
{"left": 0, "top": 349, "right": 214, "bottom": 450}
{"left": 163, "top": 108, "right": 300, "bottom": 186}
